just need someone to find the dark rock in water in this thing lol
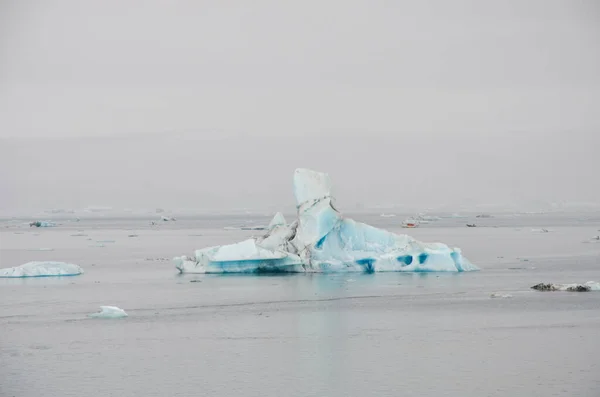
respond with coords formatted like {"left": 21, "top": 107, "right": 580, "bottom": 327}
{"left": 531, "top": 283, "right": 591, "bottom": 292}
{"left": 566, "top": 285, "right": 590, "bottom": 292}
{"left": 531, "top": 283, "right": 556, "bottom": 291}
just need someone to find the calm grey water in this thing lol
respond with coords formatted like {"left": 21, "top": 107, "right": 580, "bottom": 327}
{"left": 1, "top": 212, "right": 600, "bottom": 396}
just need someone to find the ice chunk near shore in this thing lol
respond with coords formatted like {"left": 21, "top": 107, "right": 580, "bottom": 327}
{"left": 174, "top": 168, "right": 477, "bottom": 274}
{"left": 88, "top": 306, "right": 128, "bottom": 318}
{"left": 0, "top": 261, "right": 83, "bottom": 278}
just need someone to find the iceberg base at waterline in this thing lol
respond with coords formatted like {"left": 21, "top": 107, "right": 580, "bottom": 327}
{"left": 174, "top": 169, "right": 478, "bottom": 274}
{"left": 0, "top": 261, "right": 84, "bottom": 278}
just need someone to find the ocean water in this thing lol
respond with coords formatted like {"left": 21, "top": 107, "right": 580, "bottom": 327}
{"left": 1, "top": 212, "right": 600, "bottom": 396}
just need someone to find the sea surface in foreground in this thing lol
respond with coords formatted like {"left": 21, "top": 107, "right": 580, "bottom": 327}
{"left": 1, "top": 212, "right": 600, "bottom": 396}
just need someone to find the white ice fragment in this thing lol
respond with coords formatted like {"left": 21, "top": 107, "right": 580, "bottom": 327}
{"left": 27, "top": 248, "right": 54, "bottom": 251}
{"left": 0, "top": 261, "right": 83, "bottom": 278}
{"left": 88, "top": 306, "right": 128, "bottom": 318}
{"left": 490, "top": 293, "right": 513, "bottom": 298}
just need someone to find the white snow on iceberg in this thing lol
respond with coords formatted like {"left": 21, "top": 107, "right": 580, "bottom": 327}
{"left": 0, "top": 261, "right": 83, "bottom": 278}
{"left": 88, "top": 306, "right": 128, "bottom": 318}
{"left": 174, "top": 168, "right": 478, "bottom": 274}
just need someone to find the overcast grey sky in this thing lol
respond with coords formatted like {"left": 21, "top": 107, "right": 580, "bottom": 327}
{"left": 1, "top": 1, "right": 599, "bottom": 212}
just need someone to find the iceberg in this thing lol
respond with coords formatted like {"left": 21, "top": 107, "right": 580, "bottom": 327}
{"left": 88, "top": 306, "right": 128, "bottom": 318}
{"left": 174, "top": 168, "right": 478, "bottom": 274}
{"left": 0, "top": 261, "right": 83, "bottom": 278}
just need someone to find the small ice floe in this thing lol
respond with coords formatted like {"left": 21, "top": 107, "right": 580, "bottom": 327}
{"left": 531, "top": 281, "right": 600, "bottom": 292}
{"left": 88, "top": 306, "right": 128, "bottom": 319}
{"left": 70, "top": 233, "right": 88, "bottom": 237}
{"left": 0, "top": 261, "right": 83, "bottom": 278}
{"left": 96, "top": 240, "right": 115, "bottom": 243}
{"left": 29, "top": 221, "right": 56, "bottom": 228}
{"left": 161, "top": 216, "right": 176, "bottom": 222}
{"left": 27, "top": 248, "right": 54, "bottom": 252}
{"left": 128, "top": 234, "right": 138, "bottom": 237}
{"left": 531, "top": 228, "right": 550, "bottom": 233}
{"left": 380, "top": 213, "right": 396, "bottom": 218}
{"left": 490, "top": 293, "right": 513, "bottom": 298}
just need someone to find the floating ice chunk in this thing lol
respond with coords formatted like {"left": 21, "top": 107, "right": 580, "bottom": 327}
{"left": 268, "top": 212, "right": 287, "bottom": 229}
{"left": 531, "top": 281, "right": 600, "bottom": 292}
{"left": 0, "top": 261, "right": 83, "bottom": 278}
{"left": 490, "top": 293, "right": 513, "bottom": 298}
{"left": 380, "top": 213, "right": 396, "bottom": 218}
{"left": 175, "top": 169, "right": 477, "bottom": 274}
{"left": 27, "top": 248, "right": 54, "bottom": 251}
{"left": 88, "top": 306, "right": 128, "bottom": 318}
{"left": 161, "top": 215, "right": 176, "bottom": 221}
{"left": 29, "top": 221, "right": 56, "bottom": 228}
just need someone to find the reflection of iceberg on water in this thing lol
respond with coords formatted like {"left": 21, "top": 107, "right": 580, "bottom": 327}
{"left": 174, "top": 169, "right": 478, "bottom": 274}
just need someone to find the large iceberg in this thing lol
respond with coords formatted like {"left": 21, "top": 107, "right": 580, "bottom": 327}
{"left": 0, "top": 261, "right": 83, "bottom": 278}
{"left": 174, "top": 169, "right": 478, "bottom": 274}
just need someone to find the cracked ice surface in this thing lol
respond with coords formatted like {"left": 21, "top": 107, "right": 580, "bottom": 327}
{"left": 174, "top": 168, "right": 478, "bottom": 274}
